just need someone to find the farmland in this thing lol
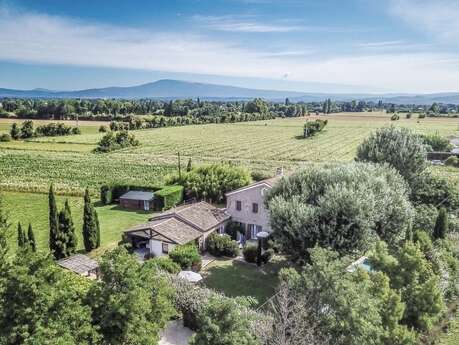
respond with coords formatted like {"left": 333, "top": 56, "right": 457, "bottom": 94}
{"left": 1, "top": 112, "right": 458, "bottom": 194}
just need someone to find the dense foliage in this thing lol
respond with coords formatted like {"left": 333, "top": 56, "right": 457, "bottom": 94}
{"left": 356, "top": 126, "right": 427, "bottom": 185}
{"left": 94, "top": 130, "right": 140, "bottom": 153}
{"left": 207, "top": 233, "right": 240, "bottom": 257}
{"left": 169, "top": 243, "right": 202, "bottom": 270}
{"left": 243, "top": 244, "right": 258, "bottom": 263}
{"left": 82, "top": 188, "right": 100, "bottom": 252}
{"left": 422, "top": 133, "right": 452, "bottom": 152}
{"left": 167, "top": 163, "right": 251, "bottom": 202}
{"left": 155, "top": 185, "right": 184, "bottom": 210}
{"left": 303, "top": 119, "right": 328, "bottom": 138}
{"left": 266, "top": 163, "right": 413, "bottom": 260}
{"left": 10, "top": 120, "right": 80, "bottom": 139}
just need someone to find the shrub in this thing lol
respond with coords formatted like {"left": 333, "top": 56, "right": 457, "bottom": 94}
{"left": 422, "top": 133, "right": 452, "bottom": 152}
{"left": 94, "top": 130, "right": 140, "bottom": 153}
{"left": 207, "top": 233, "right": 239, "bottom": 257}
{"left": 261, "top": 248, "right": 274, "bottom": 264}
{"left": 169, "top": 244, "right": 202, "bottom": 271}
{"left": 242, "top": 244, "right": 258, "bottom": 263}
{"left": 98, "top": 125, "right": 108, "bottom": 133}
{"left": 406, "top": 113, "right": 412, "bottom": 119}
{"left": 445, "top": 156, "right": 459, "bottom": 167}
{"left": 34, "top": 122, "right": 80, "bottom": 137}
{"left": 225, "top": 221, "right": 244, "bottom": 241}
{"left": 0, "top": 133, "right": 11, "bottom": 142}
{"left": 146, "top": 256, "right": 181, "bottom": 274}
{"left": 419, "top": 113, "right": 426, "bottom": 119}
{"left": 303, "top": 119, "right": 328, "bottom": 138}
{"left": 155, "top": 185, "right": 184, "bottom": 210}
{"left": 390, "top": 113, "right": 400, "bottom": 121}
{"left": 413, "top": 204, "right": 438, "bottom": 235}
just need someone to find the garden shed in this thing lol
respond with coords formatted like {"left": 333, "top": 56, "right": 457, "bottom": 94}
{"left": 57, "top": 254, "right": 100, "bottom": 278}
{"left": 119, "top": 190, "right": 155, "bottom": 211}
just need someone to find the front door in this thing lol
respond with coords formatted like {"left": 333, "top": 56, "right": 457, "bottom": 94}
{"left": 143, "top": 200, "right": 149, "bottom": 211}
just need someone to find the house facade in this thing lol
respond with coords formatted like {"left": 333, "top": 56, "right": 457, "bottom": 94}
{"left": 124, "top": 201, "right": 230, "bottom": 257}
{"left": 225, "top": 176, "right": 280, "bottom": 241}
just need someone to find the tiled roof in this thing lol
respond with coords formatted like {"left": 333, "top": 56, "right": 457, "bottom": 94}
{"left": 225, "top": 176, "right": 282, "bottom": 196}
{"left": 125, "top": 202, "right": 229, "bottom": 245}
{"left": 119, "top": 191, "right": 154, "bottom": 201}
{"left": 57, "top": 254, "right": 99, "bottom": 275}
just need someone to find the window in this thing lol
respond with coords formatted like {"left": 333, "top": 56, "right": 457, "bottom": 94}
{"left": 252, "top": 203, "right": 258, "bottom": 213}
{"left": 162, "top": 243, "right": 169, "bottom": 254}
{"left": 236, "top": 200, "right": 242, "bottom": 211}
{"left": 249, "top": 224, "right": 262, "bottom": 239}
{"left": 218, "top": 225, "right": 225, "bottom": 234}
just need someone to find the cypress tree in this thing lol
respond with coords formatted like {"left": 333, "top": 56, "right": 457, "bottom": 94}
{"left": 27, "top": 223, "right": 37, "bottom": 252}
{"left": 433, "top": 207, "right": 448, "bottom": 240}
{"left": 49, "top": 184, "right": 60, "bottom": 258}
{"left": 17, "top": 222, "right": 26, "bottom": 248}
{"left": 59, "top": 200, "right": 77, "bottom": 256}
{"left": 83, "top": 188, "right": 99, "bottom": 251}
{"left": 186, "top": 157, "right": 192, "bottom": 172}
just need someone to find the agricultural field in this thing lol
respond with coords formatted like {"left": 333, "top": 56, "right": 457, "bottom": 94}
{"left": 1, "top": 191, "right": 151, "bottom": 255}
{"left": 0, "top": 112, "right": 458, "bottom": 194}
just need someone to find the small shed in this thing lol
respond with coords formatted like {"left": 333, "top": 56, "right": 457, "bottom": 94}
{"left": 119, "top": 191, "right": 154, "bottom": 211}
{"left": 57, "top": 254, "right": 99, "bottom": 278}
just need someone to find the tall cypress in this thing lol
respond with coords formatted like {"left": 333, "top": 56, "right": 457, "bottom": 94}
{"left": 17, "top": 222, "right": 26, "bottom": 248}
{"left": 186, "top": 157, "right": 192, "bottom": 172}
{"left": 49, "top": 184, "right": 60, "bottom": 258}
{"left": 59, "top": 200, "right": 77, "bottom": 257}
{"left": 27, "top": 223, "right": 37, "bottom": 252}
{"left": 83, "top": 188, "right": 99, "bottom": 251}
{"left": 433, "top": 207, "right": 448, "bottom": 240}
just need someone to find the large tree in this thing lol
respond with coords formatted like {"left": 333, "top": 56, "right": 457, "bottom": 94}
{"left": 266, "top": 163, "right": 413, "bottom": 260}
{"left": 356, "top": 126, "right": 427, "bottom": 186}
{"left": 27, "top": 223, "right": 37, "bottom": 252}
{"left": 88, "top": 247, "right": 175, "bottom": 345}
{"left": 59, "top": 200, "right": 77, "bottom": 256}
{"left": 17, "top": 222, "right": 26, "bottom": 249}
{"left": 433, "top": 207, "right": 448, "bottom": 240}
{"left": 48, "top": 184, "right": 61, "bottom": 258}
{"left": 82, "top": 188, "right": 100, "bottom": 252}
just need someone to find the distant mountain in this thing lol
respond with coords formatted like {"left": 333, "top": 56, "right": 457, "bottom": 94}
{"left": 1, "top": 79, "right": 459, "bottom": 104}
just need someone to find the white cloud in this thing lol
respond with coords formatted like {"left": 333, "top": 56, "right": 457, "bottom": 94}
{"left": 388, "top": 0, "right": 459, "bottom": 40}
{"left": 1, "top": 6, "right": 459, "bottom": 92}
{"left": 193, "top": 15, "right": 304, "bottom": 32}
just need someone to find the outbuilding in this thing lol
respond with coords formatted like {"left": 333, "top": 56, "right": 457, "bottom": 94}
{"left": 119, "top": 190, "right": 154, "bottom": 211}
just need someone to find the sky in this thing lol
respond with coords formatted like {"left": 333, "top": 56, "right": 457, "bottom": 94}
{"left": 1, "top": 0, "right": 459, "bottom": 93}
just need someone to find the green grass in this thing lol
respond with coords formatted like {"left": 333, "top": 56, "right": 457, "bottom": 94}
{"left": 202, "top": 256, "right": 290, "bottom": 305}
{"left": 1, "top": 191, "right": 152, "bottom": 255}
{"left": 0, "top": 113, "right": 458, "bottom": 193}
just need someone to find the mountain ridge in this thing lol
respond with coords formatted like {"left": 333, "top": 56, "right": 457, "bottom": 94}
{"left": 1, "top": 79, "right": 459, "bottom": 105}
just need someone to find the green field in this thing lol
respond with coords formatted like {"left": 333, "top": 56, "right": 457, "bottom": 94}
{"left": 1, "top": 191, "right": 151, "bottom": 255}
{"left": 1, "top": 113, "right": 458, "bottom": 194}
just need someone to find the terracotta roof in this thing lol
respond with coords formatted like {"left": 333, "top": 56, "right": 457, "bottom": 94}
{"left": 153, "top": 201, "right": 230, "bottom": 232}
{"left": 125, "top": 202, "right": 229, "bottom": 245}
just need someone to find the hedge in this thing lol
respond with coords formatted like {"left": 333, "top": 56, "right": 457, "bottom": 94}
{"left": 155, "top": 185, "right": 184, "bottom": 210}
{"left": 100, "top": 184, "right": 161, "bottom": 205}
{"left": 169, "top": 243, "right": 202, "bottom": 271}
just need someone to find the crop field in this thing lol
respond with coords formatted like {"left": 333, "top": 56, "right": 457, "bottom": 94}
{"left": 0, "top": 112, "right": 458, "bottom": 194}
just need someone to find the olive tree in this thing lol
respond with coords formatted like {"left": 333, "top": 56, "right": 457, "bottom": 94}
{"left": 266, "top": 163, "right": 413, "bottom": 260}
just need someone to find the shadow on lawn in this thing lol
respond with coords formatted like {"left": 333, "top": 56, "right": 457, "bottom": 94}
{"left": 202, "top": 257, "right": 290, "bottom": 305}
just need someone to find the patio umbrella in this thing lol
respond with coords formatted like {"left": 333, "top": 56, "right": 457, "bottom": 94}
{"left": 178, "top": 270, "right": 203, "bottom": 283}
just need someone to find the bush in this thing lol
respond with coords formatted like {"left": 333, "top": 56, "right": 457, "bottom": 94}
{"left": 0, "top": 133, "right": 11, "bottom": 142}
{"left": 413, "top": 204, "right": 439, "bottom": 235}
{"left": 155, "top": 185, "right": 184, "bottom": 210}
{"left": 261, "top": 248, "right": 274, "bottom": 264}
{"left": 406, "top": 113, "right": 412, "bottom": 119}
{"left": 418, "top": 113, "right": 426, "bottom": 119}
{"left": 99, "top": 125, "right": 108, "bottom": 133}
{"left": 34, "top": 122, "right": 80, "bottom": 137}
{"left": 94, "top": 130, "right": 140, "bottom": 153}
{"left": 146, "top": 256, "right": 181, "bottom": 274}
{"left": 169, "top": 244, "right": 202, "bottom": 271}
{"left": 422, "top": 133, "right": 452, "bottom": 152}
{"left": 445, "top": 156, "right": 459, "bottom": 167}
{"left": 207, "top": 233, "right": 239, "bottom": 257}
{"left": 303, "top": 119, "right": 328, "bottom": 138}
{"left": 390, "top": 113, "right": 400, "bottom": 121}
{"left": 242, "top": 244, "right": 258, "bottom": 263}
{"left": 225, "top": 221, "right": 244, "bottom": 241}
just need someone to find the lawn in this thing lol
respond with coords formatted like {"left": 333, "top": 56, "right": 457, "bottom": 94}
{"left": 1, "top": 191, "right": 152, "bottom": 255}
{"left": 202, "top": 256, "right": 291, "bottom": 306}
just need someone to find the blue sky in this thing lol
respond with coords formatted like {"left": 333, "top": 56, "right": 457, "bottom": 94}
{"left": 1, "top": 0, "right": 459, "bottom": 93}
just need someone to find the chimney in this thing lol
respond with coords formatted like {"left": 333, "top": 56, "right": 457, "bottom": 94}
{"left": 276, "top": 167, "right": 284, "bottom": 176}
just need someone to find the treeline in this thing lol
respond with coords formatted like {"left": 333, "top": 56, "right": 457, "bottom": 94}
{"left": 8, "top": 120, "right": 80, "bottom": 140}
